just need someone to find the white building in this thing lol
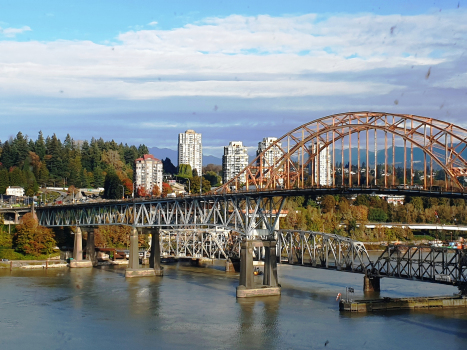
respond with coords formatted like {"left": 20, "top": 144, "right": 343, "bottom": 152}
{"left": 312, "top": 142, "right": 331, "bottom": 186}
{"left": 223, "top": 141, "right": 249, "bottom": 184}
{"left": 5, "top": 186, "right": 24, "bottom": 197}
{"left": 135, "top": 154, "right": 163, "bottom": 194}
{"left": 178, "top": 130, "right": 202, "bottom": 176}
{"left": 257, "top": 137, "right": 282, "bottom": 168}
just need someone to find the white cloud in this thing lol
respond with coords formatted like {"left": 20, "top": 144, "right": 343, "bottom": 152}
{"left": 148, "top": 21, "right": 158, "bottom": 26}
{"left": 1, "top": 26, "right": 31, "bottom": 37}
{"left": 0, "top": 10, "right": 465, "bottom": 103}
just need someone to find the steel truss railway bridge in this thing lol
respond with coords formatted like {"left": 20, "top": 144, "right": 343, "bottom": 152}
{"left": 35, "top": 112, "right": 467, "bottom": 296}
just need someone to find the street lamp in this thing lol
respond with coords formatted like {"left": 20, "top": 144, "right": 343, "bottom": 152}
{"left": 119, "top": 184, "right": 125, "bottom": 200}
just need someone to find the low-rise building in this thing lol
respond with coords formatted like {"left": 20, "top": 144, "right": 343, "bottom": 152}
{"left": 5, "top": 186, "right": 24, "bottom": 197}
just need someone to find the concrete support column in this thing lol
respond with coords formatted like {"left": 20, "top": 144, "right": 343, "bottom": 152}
{"left": 70, "top": 227, "right": 92, "bottom": 268}
{"left": 129, "top": 227, "right": 139, "bottom": 270}
{"left": 86, "top": 229, "right": 97, "bottom": 266}
{"left": 149, "top": 227, "right": 163, "bottom": 276}
{"left": 363, "top": 275, "right": 381, "bottom": 292}
{"left": 73, "top": 227, "right": 83, "bottom": 261}
{"left": 126, "top": 227, "right": 158, "bottom": 278}
{"left": 237, "top": 239, "right": 281, "bottom": 298}
{"left": 263, "top": 243, "right": 278, "bottom": 288}
{"left": 239, "top": 240, "right": 254, "bottom": 289}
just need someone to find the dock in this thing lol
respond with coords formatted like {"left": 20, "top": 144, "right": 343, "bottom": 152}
{"left": 340, "top": 295, "right": 467, "bottom": 312}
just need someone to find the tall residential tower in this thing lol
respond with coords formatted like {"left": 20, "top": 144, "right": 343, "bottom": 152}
{"left": 178, "top": 130, "right": 202, "bottom": 175}
{"left": 222, "top": 141, "right": 249, "bottom": 184}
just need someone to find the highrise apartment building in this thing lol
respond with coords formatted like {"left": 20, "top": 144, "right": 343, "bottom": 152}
{"left": 135, "top": 154, "right": 163, "bottom": 194}
{"left": 312, "top": 142, "right": 331, "bottom": 186}
{"left": 178, "top": 130, "right": 202, "bottom": 175}
{"left": 222, "top": 141, "right": 249, "bottom": 184}
{"left": 257, "top": 137, "right": 282, "bottom": 168}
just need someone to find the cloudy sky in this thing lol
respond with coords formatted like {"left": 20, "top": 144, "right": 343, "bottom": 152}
{"left": 1, "top": 0, "right": 466, "bottom": 157}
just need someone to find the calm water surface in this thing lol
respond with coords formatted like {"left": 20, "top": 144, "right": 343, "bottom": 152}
{"left": 1, "top": 262, "right": 467, "bottom": 350}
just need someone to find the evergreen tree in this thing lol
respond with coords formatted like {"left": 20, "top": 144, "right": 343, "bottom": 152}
{"left": 0, "top": 141, "right": 16, "bottom": 169}
{"left": 13, "top": 132, "right": 29, "bottom": 165}
{"left": 0, "top": 169, "right": 9, "bottom": 194}
{"left": 103, "top": 171, "right": 122, "bottom": 199}
{"left": 137, "top": 144, "right": 149, "bottom": 157}
{"left": 35, "top": 131, "right": 47, "bottom": 160}
{"left": 93, "top": 166, "right": 105, "bottom": 187}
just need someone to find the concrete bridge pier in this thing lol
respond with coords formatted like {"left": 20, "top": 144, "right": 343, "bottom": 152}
{"left": 237, "top": 239, "right": 281, "bottom": 298}
{"left": 125, "top": 227, "right": 157, "bottom": 278}
{"left": 70, "top": 227, "right": 93, "bottom": 268}
{"left": 363, "top": 275, "right": 381, "bottom": 292}
{"left": 84, "top": 228, "right": 98, "bottom": 267}
{"left": 149, "top": 227, "right": 163, "bottom": 276}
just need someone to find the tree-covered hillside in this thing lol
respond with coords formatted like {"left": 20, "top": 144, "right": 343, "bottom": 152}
{"left": 0, "top": 131, "right": 148, "bottom": 196}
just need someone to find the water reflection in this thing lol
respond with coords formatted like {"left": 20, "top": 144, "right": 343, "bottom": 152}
{"left": 236, "top": 296, "right": 280, "bottom": 349}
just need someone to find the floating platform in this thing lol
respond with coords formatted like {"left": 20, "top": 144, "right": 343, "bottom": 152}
{"left": 340, "top": 295, "right": 467, "bottom": 312}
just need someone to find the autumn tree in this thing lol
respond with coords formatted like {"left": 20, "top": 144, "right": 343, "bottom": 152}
{"left": 162, "top": 183, "right": 173, "bottom": 197}
{"left": 152, "top": 185, "right": 161, "bottom": 197}
{"left": 13, "top": 213, "right": 56, "bottom": 256}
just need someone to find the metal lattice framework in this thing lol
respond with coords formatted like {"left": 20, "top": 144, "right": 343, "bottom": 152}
{"left": 37, "top": 195, "right": 286, "bottom": 236}
{"left": 217, "top": 111, "right": 467, "bottom": 193}
{"left": 278, "top": 230, "right": 371, "bottom": 273}
{"left": 371, "top": 245, "right": 467, "bottom": 286}
{"left": 159, "top": 229, "right": 242, "bottom": 260}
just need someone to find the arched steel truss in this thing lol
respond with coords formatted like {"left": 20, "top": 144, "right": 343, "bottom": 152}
{"left": 217, "top": 112, "right": 467, "bottom": 192}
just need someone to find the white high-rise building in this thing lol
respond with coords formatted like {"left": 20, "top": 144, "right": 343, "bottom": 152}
{"left": 223, "top": 141, "right": 249, "bottom": 184}
{"left": 178, "top": 130, "right": 202, "bottom": 175}
{"left": 135, "top": 154, "right": 163, "bottom": 194}
{"left": 257, "top": 137, "right": 282, "bottom": 168}
{"left": 312, "top": 142, "right": 331, "bottom": 186}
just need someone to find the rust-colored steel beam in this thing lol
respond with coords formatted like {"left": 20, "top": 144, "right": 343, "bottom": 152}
{"left": 216, "top": 112, "right": 467, "bottom": 194}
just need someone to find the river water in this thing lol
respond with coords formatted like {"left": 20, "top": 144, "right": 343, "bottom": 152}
{"left": 1, "top": 262, "right": 467, "bottom": 350}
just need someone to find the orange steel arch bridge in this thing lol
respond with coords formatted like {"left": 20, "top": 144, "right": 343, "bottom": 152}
{"left": 216, "top": 111, "right": 467, "bottom": 194}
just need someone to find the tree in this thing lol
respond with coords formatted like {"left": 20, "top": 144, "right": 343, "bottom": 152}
{"left": 103, "top": 172, "right": 122, "bottom": 199}
{"left": 368, "top": 208, "right": 388, "bottom": 222}
{"left": 152, "top": 185, "right": 161, "bottom": 197}
{"left": 13, "top": 213, "right": 56, "bottom": 256}
{"left": 137, "top": 186, "right": 149, "bottom": 197}
{"left": 178, "top": 164, "right": 193, "bottom": 178}
{"left": 190, "top": 176, "right": 211, "bottom": 194}
{"left": 162, "top": 183, "right": 173, "bottom": 197}
{"left": 204, "top": 171, "right": 221, "bottom": 187}
{"left": 320, "top": 195, "right": 336, "bottom": 213}
{"left": 162, "top": 157, "right": 177, "bottom": 174}
{"left": 0, "top": 169, "right": 8, "bottom": 194}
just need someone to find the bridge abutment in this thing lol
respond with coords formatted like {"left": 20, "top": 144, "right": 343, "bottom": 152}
{"left": 237, "top": 239, "right": 281, "bottom": 298}
{"left": 363, "top": 275, "right": 381, "bottom": 293}
{"left": 70, "top": 227, "right": 92, "bottom": 268}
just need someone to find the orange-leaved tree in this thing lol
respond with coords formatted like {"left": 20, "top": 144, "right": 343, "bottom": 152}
{"left": 152, "top": 184, "right": 161, "bottom": 197}
{"left": 13, "top": 213, "right": 56, "bottom": 256}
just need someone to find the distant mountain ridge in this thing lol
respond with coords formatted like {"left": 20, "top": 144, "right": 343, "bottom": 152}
{"left": 148, "top": 147, "right": 222, "bottom": 166}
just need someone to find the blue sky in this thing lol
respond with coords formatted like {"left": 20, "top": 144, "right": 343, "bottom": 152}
{"left": 1, "top": 0, "right": 466, "bottom": 157}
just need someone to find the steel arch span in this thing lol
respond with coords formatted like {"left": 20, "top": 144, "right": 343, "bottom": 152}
{"left": 217, "top": 112, "right": 467, "bottom": 193}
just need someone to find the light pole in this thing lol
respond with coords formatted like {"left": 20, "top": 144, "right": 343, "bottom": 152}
{"left": 119, "top": 184, "right": 125, "bottom": 200}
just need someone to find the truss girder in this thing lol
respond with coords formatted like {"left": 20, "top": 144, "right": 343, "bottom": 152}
{"left": 217, "top": 111, "right": 467, "bottom": 192}
{"left": 371, "top": 245, "right": 467, "bottom": 287}
{"left": 37, "top": 196, "right": 287, "bottom": 235}
{"left": 277, "top": 230, "right": 371, "bottom": 273}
